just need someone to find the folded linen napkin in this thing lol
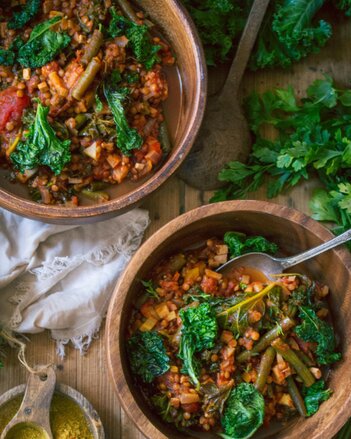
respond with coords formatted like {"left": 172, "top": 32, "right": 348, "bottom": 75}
{"left": 0, "top": 208, "right": 149, "bottom": 355}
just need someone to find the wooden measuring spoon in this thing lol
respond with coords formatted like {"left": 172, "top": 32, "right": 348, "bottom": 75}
{"left": 0, "top": 366, "right": 56, "bottom": 439}
{"left": 178, "top": 0, "right": 270, "bottom": 190}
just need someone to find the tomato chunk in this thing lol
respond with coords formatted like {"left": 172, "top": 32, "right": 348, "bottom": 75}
{"left": 0, "top": 86, "right": 30, "bottom": 132}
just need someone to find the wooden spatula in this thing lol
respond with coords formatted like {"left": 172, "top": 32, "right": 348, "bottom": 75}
{"left": 178, "top": 0, "right": 271, "bottom": 190}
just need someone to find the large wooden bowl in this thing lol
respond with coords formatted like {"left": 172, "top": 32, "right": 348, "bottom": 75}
{"left": 0, "top": 0, "right": 206, "bottom": 224}
{"left": 106, "top": 200, "right": 351, "bottom": 439}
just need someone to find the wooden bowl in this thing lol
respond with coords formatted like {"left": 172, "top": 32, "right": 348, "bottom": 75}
{"left": 106, "top": 200, "right": 351, "bottom": 439}
{"left": 0, "top": 0, "right": 206, "bottom": 224}
{"left": 0, "top": 383, "right": 105, "bottom": 438}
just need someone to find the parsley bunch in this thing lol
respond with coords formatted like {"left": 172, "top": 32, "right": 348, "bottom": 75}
{"left": 212, "top": 76, "right": 351, "bottom": 244}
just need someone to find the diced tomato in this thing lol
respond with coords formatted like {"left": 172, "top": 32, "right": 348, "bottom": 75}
{"left": 145, "top": 137, "right": 162, "bottom": 165}
{"left": 0, "top": 87, "right": 30, "bottom": 132}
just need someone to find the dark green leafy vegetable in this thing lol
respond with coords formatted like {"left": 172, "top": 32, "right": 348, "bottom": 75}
{"left": 141, "top": 279, "right": 159, "bottom": 300}
{"left": 212, "top": 77, "right": 351, "bottom": 245}
{"left": 0, "top": 37, "right": 24, "bottom": 66}
{"left": 179, "top": 303, "right": 218, "bottom": 387}
{"left": 201, "top": 382, "right": 233, "bottom": 416}
{"left": 17, "top": 16, "right": 71, "bottom": 68}
{"left": 11, "top": 102, "right": 71, "bottom": 175}
{"left": 108, "top": 8, "right": 161, "bottom": 70}
{"left": 224, "top": 231, "right": 278, "bottom": 258}
{"left": 220, "top": 383, "right": 265, "bottom": 439}
{"left": 250, "top": 0, "right": 332, "bottom": 70}
{"left": 8, "top": 0, "right": 41, "bottom": 30}
{"left": 127, "top": 330, "right": 170, "bottom": 383}
{"left": 103, "top": 79, "right": 143, "bottom": 155}
{"left": 302, "top": 379, "right": 332, "bottom": 416}
{"left": 295, "top": 306, "right": 342, "bottom": 365}
{"left": 151, "top": 394, "right": 173, "bottom": 423}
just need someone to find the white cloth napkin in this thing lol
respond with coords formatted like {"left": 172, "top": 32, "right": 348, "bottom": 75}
{"left": 0, "top": 208, "right": 149, "bottom": 355}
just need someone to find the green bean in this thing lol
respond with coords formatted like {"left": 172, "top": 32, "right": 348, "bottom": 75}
{"left": 272, "top": 338, "right": 315, "bottom": 388}
{"left": 116, "top": 0, "right": 139, "bottom": 23}
{"left": 237, "top": 317, "right": 295, "bottom": 363}
{"left": 81, "top": 190, "right": 109, "bottom": 202}
{"left": 159, "top": 121, "right": 172, "bottom": 154}
{"left": 72, "top": 57, "right": 102, "bottom": 100}
{"left": 90, "top": 181, "right": 109, "bottom": 191}
{"left": 287, "top": 376, "right": 307, "bottom": 417}
{"left": 75, "top": 113, "right": 89, "bottom": 129}
{"left": 295, "top": 349, "right": 315, "bottom": 367}
{"left": 255, "top": 347, "right": 275, "bottom": 392}
{"left": 81, "top": 29, "right": 104, "bottom": 65}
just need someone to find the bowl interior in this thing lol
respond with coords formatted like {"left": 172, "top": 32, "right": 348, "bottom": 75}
{"left": 0, "top": 0, "right": 206, "bottom": 222}
{"left": 107, "top": 201, "right": 351, "bottom": 439}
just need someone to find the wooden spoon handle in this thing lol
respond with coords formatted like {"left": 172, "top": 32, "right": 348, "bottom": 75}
{"left": 1, "top": 366, "right": 55, "bottom": 439}
{"left": 221, "top": 0, "right": 270, "bottom": 98}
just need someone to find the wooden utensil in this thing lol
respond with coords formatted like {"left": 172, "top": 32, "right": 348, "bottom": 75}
{"left": 0, "top": 366, "right": 56, "bottom": 439}
{"left": 178, "top": 0, "right": 270, "bottom": 190}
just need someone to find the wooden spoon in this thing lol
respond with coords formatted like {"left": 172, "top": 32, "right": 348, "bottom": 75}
{"left": 0, "top": 366, "right": 56, "bottom": 439}
{"left": 178, "top": 0, "right": 270, "bottom": 190}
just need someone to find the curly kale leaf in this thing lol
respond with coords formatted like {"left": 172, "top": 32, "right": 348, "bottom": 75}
{"left": 17, "top": 16, "right": 71, "bottom": 68}
{"left": 302, "top": 379, "right": 332, "bottom": 416}
{"left": 8, "top": 0, "right": 41, "bottom": 30}
{"left": 108, "top": 8, "right": 161, "bottom": 70}
{"left": 11, "top": 102, "right": 71, "bottom": 175}
{"left": 103, "top": 80, "right": 143, "bottom": 155}
{"left": 179, "top": 302, "right": 218, "bottom": 387}
{"left": 0, "top": 36, "right": 24, "bottom": 66}
{"left": 182, "top": 0, "right": 249, "bottom": 66}
{"left": 127, "top": 331, "right": 170, "bottom": 383}
{"left": 221, "top": 383, "right": 265, "bottom": 439}
{"left": 224, "top": 231, "right": 278, "bottom": 258}
{"left": 250, "top": 0, "right": 332, "bottom": 70}
{"left": 295, "top": 306, "right": 342, "bottom": 365}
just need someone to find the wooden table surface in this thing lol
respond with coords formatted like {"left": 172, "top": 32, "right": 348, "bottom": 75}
{"left": 0, "top": 11, "right": 349, "bottom": 439}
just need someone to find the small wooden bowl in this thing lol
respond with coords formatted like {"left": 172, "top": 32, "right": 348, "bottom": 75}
{"left": 0, "top": 0, "right": 206, "bottom": 224}
{"left": 106, "top": 200, "right": 351, "bottom": 439}
{"left": 0, "top": 383, "right": 105, "bottom": 438}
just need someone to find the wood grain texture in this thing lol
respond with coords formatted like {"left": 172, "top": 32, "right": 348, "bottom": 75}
{"left": 0, "top": 9, "right": 350, "bottom": 439}
{"left": 178, "top": 0, "right": 270, "bottom": 190}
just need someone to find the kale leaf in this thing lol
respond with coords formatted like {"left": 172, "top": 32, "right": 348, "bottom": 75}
{"left": 211, "top": 77, "right": 351, "bottom": 242}
{"left": 302, "top": 379, "right": 332, "bottom": 416}
{"left": 224, "top": 231, "right": 278, "bottom": 258}
{"left": 17, "top": 16, "right": 71, "bottom": 68}
{"left": 108, "top": 8, "right": 161, "bottom": 70}
{"left": 8, "top": 0, "right": 41, "bottom": 30}
{"left": 0, "top": 37, "right": 24, "bottom": 66}
{"left": 127, "top": 330, "right": 170, "bottom": 383}
{"left": 295, "top": 306, "right": 342, "bottom": 365}
{"left": 221, "top": 383, "right": 265, "bottom": 439}
{"left": 179, "top": 302, "right": 218, "bottom": 387}
{"left": 181, "top": 0, "right": 250, "bottom": 66}
{"left": 103, "top": 77, "right": 143, "bottom": 155}
{"left": 11, "top": 102, "right": 71, "bottom": 175}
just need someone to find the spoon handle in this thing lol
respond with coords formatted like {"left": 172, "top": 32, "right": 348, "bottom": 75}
{"left": 280, "top": 228, "right": 351, "bottom": 270}
{"left": 221, "top": 0, "right": 270, "bottom": 98}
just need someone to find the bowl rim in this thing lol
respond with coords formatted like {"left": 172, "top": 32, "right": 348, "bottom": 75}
{"left": 105, "top": 199, "right": 351, "bottom": 439}
{"left": 0, "top": 0, "right": 207, "bottom": 223}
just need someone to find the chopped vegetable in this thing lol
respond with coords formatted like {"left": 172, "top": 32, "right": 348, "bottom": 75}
{"left": 103, "top": 79, "right": 143, "bottom": 156}
{"left": 108, "top": 8, "right": 161, "bottom": 69}
{"left": 302, "top": 379, "right": 332, "bottom": 416}
{"left": 287, "top": 376, "right": 307, "bottom": 417}
{"left": 179, "top": 302, "right": 218, "bottom": 387}
{"left": 224, "top": 231, "right": 278, "bottom": 258}
{"left": 72, "top": 57, "right": 102, "bottom": 100}
{"left": 127, "top": 330, "right": 170, "bottom": 383}
{"left": 221, "top": 383, "right": 265, "bottom": 439}
{"left": 295, "top": 306, "right": 342, "bottom": 365}
{"left": 17, "top": 16, "right": 71, "bottom": 68}
{"left": 8, "top": 0, "right": 41, "bottom": 30}
{"left": 255, "top": 346, "right": 275, "bottom": 392}
{"left": 11, "top": 102, "right": 71, "bottom": 175}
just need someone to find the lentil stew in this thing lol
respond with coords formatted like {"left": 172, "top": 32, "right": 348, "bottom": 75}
{"left": 126, "top": 233, "right": 341, "bottom": 439}
{"left": 0, "top": 0, "right": 175, "bottom": 206}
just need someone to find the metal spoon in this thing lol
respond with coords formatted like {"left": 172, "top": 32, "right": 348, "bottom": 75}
{"left": 178, "top": 0, "right": 271, "bottom": 190}
{"left": 217, "top": 228, "right": 351, "bottom": 278}
{"left": 0, "top": 366, "right": 56, "bottom": 439}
